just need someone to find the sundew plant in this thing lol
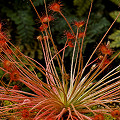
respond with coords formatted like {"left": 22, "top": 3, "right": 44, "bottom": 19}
{"left": 0, "top": 0, "right": 120, "bottom": 120}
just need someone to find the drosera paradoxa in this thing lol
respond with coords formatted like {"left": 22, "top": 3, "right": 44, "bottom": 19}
{"left": 0, "top": 0, "right": 120, "bottom": 120}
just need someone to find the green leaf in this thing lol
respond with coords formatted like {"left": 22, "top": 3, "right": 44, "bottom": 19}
{"left": 73, "top": 0, "right": 91, "bottom": 16}
{"left": 108, "top": 30, "right": 120, "bottom": 48}
{"left": 33, "top": 0, "right": 44, "bottom": 6}
{"left": 109, "top": 11, "right": 120, "bottom": 23}
{"left": 110, "top": 0, "right": 120, "bottom": 6}
{"left": 1, "top": 7, "right": 35, "bottom": 43}
{"left": 17, "top": 24, "right": 25, "bottom": 30}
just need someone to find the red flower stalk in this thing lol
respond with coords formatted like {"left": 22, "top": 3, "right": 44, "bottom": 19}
{"left": 13, "top": 85, "right": 20, "bottom": 90}
{"left": 93, "top": 114, "right": 104, "bottom": 120}
{"left": 3, "top": 60, "right": 13, "bottom": 71}
{"left": 49, "top": 2, "right": 62, "bottom": 12}
{"left": 97, "top": 57, "right": 110, "bottom": 69}
{"left": 0, "top": 32, "right": 7, "bottom": 46}
{"left": 22, "top": 109, "right": 30, "bottom": 118}
{"left": 78, "top": 32, "right": 85, "bottom": 38}
{"left": 111, "top": 110, "right": 120, "bottom": 118}
{"left": 68, "top": 40, "right": 74, "bottom": 47}
{"left": 39, "top": 24, "right": 48, "bottom": 32}
{"left": 74, "top": 21, "right": 85, "bottom": 28}
{"left": 0, "top": 23, "right": 2, "bottom": 31}
{"left": 43, "top": 36, "right": 49, "bottom": 40}
{"left": 65, "top": 31, "right": 74, "bottom": 40}
{"left": 46, "top": 118, "right": 55, "bottom": 120}
{"left": 41, "top": 15, "right": 54, "bottom": 23}
{"left": 99, "top": 44, "right": 113, "bottom": 55}
{"left": 2, "top": 45, "right": 12, "bottom": 54}
{"left": 10, "top": 70, "right": 20, "bottom": 81}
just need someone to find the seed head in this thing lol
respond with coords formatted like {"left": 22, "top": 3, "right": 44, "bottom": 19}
{"left": 68, "top": 40, "right": 74, "bottom": 47}
{"left": 39, "top": 24, "right": 48, "bottom": 32}
{"left": 74, "top": 21, "right": 85, "bottom": 28}
{"left": 41, "top": 15, "right": 54, "bottom": 23}
{"left": 111, "top": 110, "right": 120, "bottom": 118}
{"left": 65, "top": 31, "right": 74, "bottom": 40}
{"left": 78, "top": 32, "right": 85, "bottom": 38}
{"left": 13, "top": 85, "right": 19, "bottom": 90}
{"left": 10, "top": 70, "right": 20, "bottom": 81}
{"left": 49, "top": 2, "right": 62, "bottom": 12}
{"left": 3, "top": 60, "right": 13, "bottom": 71}
{"left": 99, "top": 44, "right": 113, "bottom": 55}
{"left": 22, "top": 109, "right": 30, "bottom": 118}
{"left": 93, "top": 114, "right": 104, "bottom": 120}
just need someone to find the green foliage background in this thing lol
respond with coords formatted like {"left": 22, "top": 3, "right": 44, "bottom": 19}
{"left": 108, "top": 0, "right": 120, "bottom": 58}
{"left": 0, "top": 0, "right": 119, "bottom": 60}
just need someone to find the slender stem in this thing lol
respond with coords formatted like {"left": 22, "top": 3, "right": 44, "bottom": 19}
{"left": 29, "top": 0, "right": 41, "bottom": 21}
{"left": 83, "top": 12, "right": 120, "bottom": 73}
{"left": 59, "top": 11, "right": 75, "bottom": 36}
{"left": 80, "top": 0, "right": 93, "bottom": 53}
